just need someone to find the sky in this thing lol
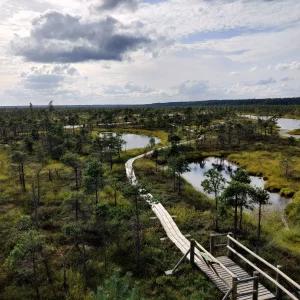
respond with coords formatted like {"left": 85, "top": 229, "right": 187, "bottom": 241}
{"left": 0, "top": 0, "right": 300, "bottom": 106}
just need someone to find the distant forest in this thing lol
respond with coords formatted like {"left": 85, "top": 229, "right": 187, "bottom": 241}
{"left": 149, "top": 97, "right": 300, "bottom": 107}
{"left": 1, "top": 97, "right": 300, "bottom": 109}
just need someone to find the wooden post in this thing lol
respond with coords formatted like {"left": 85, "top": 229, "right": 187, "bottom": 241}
{"left": 232, "top": 275, "right": 238, "bottom": 300}
{"left": 227, "top": 232, "right": 234, "bottom": 259}
{"left": 210, "top": 235, "right": 215, "bottom": 256}
{"left": 190, "top": 239, "right": 195, "bottom": 268}
{"left": 253, "top": 271, "right": 259, "bottom": 300}
{"left": 276, "top": 265, "right": 282, "bottom": 300}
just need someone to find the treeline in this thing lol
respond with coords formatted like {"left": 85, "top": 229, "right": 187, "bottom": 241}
{"left": 149, "top": 97, "right": 300, "bottom": 107}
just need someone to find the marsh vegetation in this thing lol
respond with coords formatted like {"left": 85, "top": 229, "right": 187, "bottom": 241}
{"left": 0, "top": 101, "right": 300, "bottom": 299}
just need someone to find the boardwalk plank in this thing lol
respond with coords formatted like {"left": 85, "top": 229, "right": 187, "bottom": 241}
{"left": 126, "top": 150, "right": 276, "bottom": 299}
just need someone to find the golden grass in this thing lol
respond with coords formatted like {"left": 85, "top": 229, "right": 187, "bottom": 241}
{"left": 227, "top": 150, "right": 300, "bottom": 225}
{"left": 287, "top": 129, "right": 300, "bottom": 135}
{"left": 228, "top": 151, "right": 300, "bottom": 192}
{"left": 0, "top": 150, "right": 9, "bottom": 181}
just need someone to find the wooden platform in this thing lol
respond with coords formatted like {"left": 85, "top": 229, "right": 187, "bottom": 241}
{"left": 215, "top": 256, "right": 275, "bottom": 299}
{"left": 152, "top": 203, "right": 275, "bottom": 299}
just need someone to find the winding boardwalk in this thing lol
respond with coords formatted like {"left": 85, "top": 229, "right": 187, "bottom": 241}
{"left": 125, "top": 141, "right": 275, "bottom": 299}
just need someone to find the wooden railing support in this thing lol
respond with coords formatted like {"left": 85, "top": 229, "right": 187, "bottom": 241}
{"left": 232, "top": 275, "right": 238, "bottom": 300}
{"left": 276, "top": 265, "right": 282, "bottom": 300}
{"left": 165, "top": 249, "right": 191, "bottom": 275}
{"left": 190, "top": 239, "right": 195, "bottom": 268}
{"left": 253, "top": 271, "right": 259, "bottom": 300}
{"left": 210, "top": 234, "right": 215, "bottom": 256}
{"left": 227, "top": 232, "right": 234, "bottom": 259}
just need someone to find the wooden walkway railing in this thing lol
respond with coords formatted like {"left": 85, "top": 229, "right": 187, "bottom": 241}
{"left": 125, "top": 138, "right": 300, "bottom": 300}
{"left": 210, "top": 234, "right": 300, "bottom": 299}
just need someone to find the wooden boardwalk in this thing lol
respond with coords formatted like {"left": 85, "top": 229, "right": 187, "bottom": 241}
{"left": 152, "top": 203, "right": 275, "bottom": 299}
{"left": 125, "top": 142, "right": 277, "bottom": 299}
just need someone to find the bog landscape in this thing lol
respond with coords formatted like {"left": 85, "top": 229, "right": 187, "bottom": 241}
{"left": 1, "top": 0, "right": 300, "bottom": 299}
{"left": 0, "top": 99, "right": 300, "bottom": 299}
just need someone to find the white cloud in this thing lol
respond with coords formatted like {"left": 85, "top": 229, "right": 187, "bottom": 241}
{"left": 102, "top": 81, "right": 155, "bottom": 95}
{"left": 1, "top": 0, "right": 300, "bottom": 104}
{"left": 181, "top": 26, "right": 300, "bottom": 63}
{"left": 228, "top": 71, "right": 240, "bottom": 76}
{"left": 133, "top": 0, "right": 300, "bottom": 40}
{"left": 275, "top": 61, "right": 300, "bottom": 71}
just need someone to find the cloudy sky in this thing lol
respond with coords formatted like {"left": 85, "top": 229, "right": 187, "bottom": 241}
{"left": 1, "top": 0, "right": 300, "bottom": 106}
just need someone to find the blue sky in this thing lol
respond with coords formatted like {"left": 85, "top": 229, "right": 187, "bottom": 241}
{"left": 0, "top": 0, "right": 300, "bottom": 105}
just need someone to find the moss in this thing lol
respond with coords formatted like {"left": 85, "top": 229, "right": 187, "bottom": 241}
{"left": 285, "top": 196, "right": 300, "bottom": 224}
{"left": 287, "top": 129, "right": 300, "bottom": 135}
{"left": 228, "top": 151, "right": 300, "bottom": 197}
{"left": 280, "top": 187, "right": 295, "bottom": 197}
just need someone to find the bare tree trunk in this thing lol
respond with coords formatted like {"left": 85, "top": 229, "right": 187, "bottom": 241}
{"left": 37, "top": 170, "right": 41, "bottom": 205}
{"left": 256, "top": 204, "right": 262, "bottom": 254}
{"left": 32, "top": 254, "right": 40, "bottom": 300}
{"left": 95, "top": 181, "right": 98, "bottom": 205}
{"left": 21, "top": 163, "right": 26, "bottom": 192}
{"left": 234, "top": 197, "right": 238, "bottom": 239}
{"left": 178, "top": 174, "right": 181, "bottom": 195}
{"left": 32, "top": 183, "right": 38, "bottom": 228}
{"left": 239, "top": 206, "right": 243, "bottom": 232}
{"left": 215, "top": 194, "right": 219, "bottom": 232}
{"left": 48, "top": 170, "right": 52, "bottom": 182}
{"left": 173, "top": 173, "right": 176, "bottom": 191}
{"left": 75, "top": 197, "right": 79, "bottom": 222}
{"left": 75, "top": 168, "right": 78, "bottom": 191}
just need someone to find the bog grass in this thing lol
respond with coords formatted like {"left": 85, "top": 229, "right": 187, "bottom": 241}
{"left": 0, "top": 150, "right": 9, "bottom": 181}
{"left": 287, "top": 129, "right": 300, "bottom": 135}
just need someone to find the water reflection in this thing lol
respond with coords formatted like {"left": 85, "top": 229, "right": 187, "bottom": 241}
{"left": 181, "top": 157, "right": 290, "bottom": 211}
{"left": 99, "top": 132, "right": 160, "bottom": 150}
{"left": 242, "top": 115, "right": 300, "bottom": 139}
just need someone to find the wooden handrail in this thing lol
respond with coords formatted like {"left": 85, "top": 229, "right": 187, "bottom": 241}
{"left": 195, "top": 241, "right": 236, "bottom": 278}
{"left": 227, "top": 235, "right": 300, "bottom": 292}
{"left": 227, "top": 245, "right": 299, "bottom": 300}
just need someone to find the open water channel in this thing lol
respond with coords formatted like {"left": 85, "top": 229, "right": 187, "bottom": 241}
{"left": 182, "top": 157, "right": 290, "bottom": 211}
{"left": 99, "top": 132, "right": 161, "bottom": 150}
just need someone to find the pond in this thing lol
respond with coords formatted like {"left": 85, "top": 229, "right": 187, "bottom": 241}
{"left": 181, "top": 157, "right": 290, "bottom": 211}
{"left": 242, "top": 115, "right": 300, "bottom": 139}
{"left": 99, "top": 132, "right": 161, "bottom": 150}
{"left": 64, "top": 125, "right": 83, "bottom": 129}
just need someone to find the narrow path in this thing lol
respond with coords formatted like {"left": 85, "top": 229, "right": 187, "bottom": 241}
{"left": 125, "top": 139, "right": 275, "bottom": 298}
{"left": 124, "top": 138, "right": 229, "bottom": 292}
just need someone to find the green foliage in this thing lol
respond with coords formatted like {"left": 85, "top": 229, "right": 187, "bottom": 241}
{"left": 61, "top": 152, "right": 82, "bottom": 169}
{"left": 148, "top": 137, "right": 156, "bottom": 148}
{"left": 231, "top": 168, "right": 251, "bottom": 184}
{"left": 2, "top": 104, "right": 300, "bottom": 299}
{"left": 280, "top": 187, "right": 295, "bottom": 197}
{"left": 83, "top": 159, "right": 105, "bottom": 204}
{"left": 89, "top": 269, "right": 142, "bottom": 300}
{"left": 201, "top": 168, "right": 226, "bottom": 231}
{"left": 201, "top": 169, "right": 225, "bottom": 197}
